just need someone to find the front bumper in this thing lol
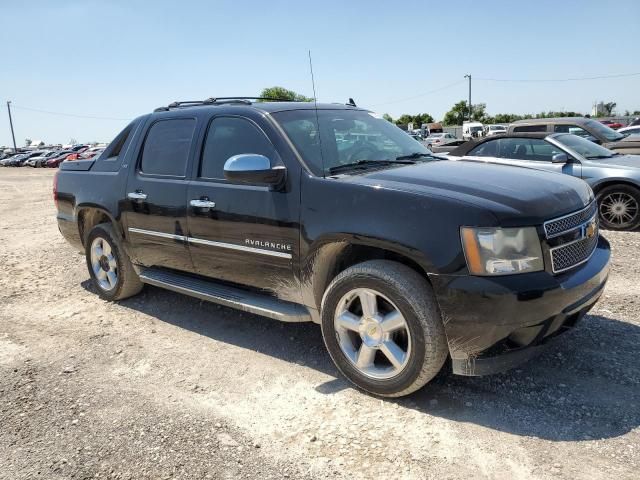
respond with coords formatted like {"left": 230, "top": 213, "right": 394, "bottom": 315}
{"left": 430, "top": 236, "right": 610, "bottom": 376}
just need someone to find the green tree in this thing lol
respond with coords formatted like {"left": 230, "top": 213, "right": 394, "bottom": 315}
{"left": 443, "top": 101, "right": 470, "bottom": 126}
{"left": 394, "top": 113, "right": 434, "bottom": 129}
{"left": 382, "top": 113, "right": 394, "bottom": 123}
{"left": 259, "top": 86, "right": 312, "bottom": 102}
{"left": 602, "top": 102, "right": 617, "bottom": 116}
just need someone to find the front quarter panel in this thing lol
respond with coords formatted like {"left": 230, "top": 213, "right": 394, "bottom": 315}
{"left": 299, "top": 173, "right": 497, "bottom": 310}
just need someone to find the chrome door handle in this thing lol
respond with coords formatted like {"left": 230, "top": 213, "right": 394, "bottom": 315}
{"left": 127, "top": 191, "right": 147, "bottom": 201}
{"left": 190, "top": 199, "right": 216, "bottom": 209}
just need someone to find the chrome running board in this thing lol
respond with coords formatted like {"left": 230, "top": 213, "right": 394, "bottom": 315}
{"left": 138, "top": 268, "right": 311, "bottom": 323}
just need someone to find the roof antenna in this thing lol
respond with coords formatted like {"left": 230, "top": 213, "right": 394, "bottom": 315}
{"left": 308, "top": 50, "right": 326, "bottom": 175}
{"left": 346, "top": 98, "right": 356, "bottom": 107}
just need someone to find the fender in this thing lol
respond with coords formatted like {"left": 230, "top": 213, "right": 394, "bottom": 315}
{"left": 299, "top": 232, "right": 435, "bottom": 312}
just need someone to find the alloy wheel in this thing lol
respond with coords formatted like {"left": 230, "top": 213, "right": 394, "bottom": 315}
{"left": 333, "top": 288, "right": 411, "bottom": 379}
{"left": 90, "top": 237, "right": 118, "bottom": 291}
{"left": 599, "top": 192, "right": 639, "bottom": 228}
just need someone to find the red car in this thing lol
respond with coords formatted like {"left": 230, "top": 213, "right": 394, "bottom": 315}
{"left": 601, "top": 120, "right": 624, "bottom": 130}
{"left": 45, "top": 151, "right": 73, "bottom": 168}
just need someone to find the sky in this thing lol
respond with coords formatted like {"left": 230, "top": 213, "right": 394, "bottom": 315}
{"left": 1, "top": 0, "right": 639, "bottom": 146}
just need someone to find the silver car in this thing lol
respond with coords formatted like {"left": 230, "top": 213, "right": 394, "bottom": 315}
{"left": 448, "top": 132, "right": 640, "bottom": 231}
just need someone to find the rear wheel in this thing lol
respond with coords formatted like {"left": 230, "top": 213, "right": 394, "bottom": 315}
{"left": 85, "top": 223, "right": 143, "bottom": 301}
{"left": 596, "top": 185, "right": 640, "bottom": 231}
{"left": 321, "top": 260, "right": 448, "bottom": 397}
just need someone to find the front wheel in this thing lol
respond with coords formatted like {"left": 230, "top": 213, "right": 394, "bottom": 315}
{"left": 596, "top": 185, "right": 640, "bottom": 231}
{"left": 320, "top": 260, "right": 448, "bottom": 397}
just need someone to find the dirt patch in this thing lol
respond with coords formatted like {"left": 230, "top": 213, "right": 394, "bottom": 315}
{"left": 1, "top": 168, "right": 639, "bottom": 479}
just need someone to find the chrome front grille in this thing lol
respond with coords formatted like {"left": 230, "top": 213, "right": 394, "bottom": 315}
{"left": 550, "top": 230, "right": 599, "bottom": 273}
{"left": 544, "top": 201, "right": 597, "bottom": 238}
{"left": 545, "top": 202, "right": 599, "bottom": 274}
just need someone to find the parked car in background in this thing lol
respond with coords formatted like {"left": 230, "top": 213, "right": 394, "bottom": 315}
{"left": 508, "top": 117, "right": 640, "bottom": 154}
{"left": 617, "top": 125, "right": 640, "bottom": 136}
{"left": 628, "top": 117, "right": 640, "bottom": 127}
{"left": 80, "top": 147, "right": 105, "bottom": 159}
{"left": 600, "top": 120, "right": 624, "bottom": 130}
{"left": 26, "top": 151, "right": 60, "bottom": 167}
{"left": 44, "top": 151, "right": 73, "bottom": 168}
{"left": 448, "top": 132, "right": 640, "bottom": 230}
{"left": 422, "top": 122, "right": 443, "bottom": 136}
{"left": 485, "top": 124, "right": 507, "bottom": 136}
{"left": 6, "top": 151, "right": 45, "bottom": 166}
{"left": 462, "top": 121, "right": 484, "bottom": 140}
{"left": 429, "top": 139, "right": 467, "bottom": 154}
{"left": 424, "top": 132, "right": 457, "bottom": 148}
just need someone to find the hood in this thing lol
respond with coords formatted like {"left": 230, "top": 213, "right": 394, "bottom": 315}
{"left": 607, "top": 136, "right": 640, "bottom": 146}
{"left": 587, "top": 154, "right": 640, "bottom": 169}
{"left": 345, "top": 160, "right": 593, "bottom": 226}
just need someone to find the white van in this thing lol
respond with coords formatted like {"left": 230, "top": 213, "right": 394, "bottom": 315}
{"left": 462, "top": 122, "right": 484, "bottom": 140}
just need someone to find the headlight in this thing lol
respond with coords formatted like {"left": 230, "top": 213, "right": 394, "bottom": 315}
{"left": 460, "top": 226, "right": 544, "bottom": 275}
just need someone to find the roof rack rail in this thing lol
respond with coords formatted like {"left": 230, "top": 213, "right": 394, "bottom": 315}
{"left": 153, "top": 96, "right": 303, "bottom": 112}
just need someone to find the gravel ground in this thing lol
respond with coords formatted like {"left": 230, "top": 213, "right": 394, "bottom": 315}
{"left": 1, "top": 168, "right": 639, "bottom": 480}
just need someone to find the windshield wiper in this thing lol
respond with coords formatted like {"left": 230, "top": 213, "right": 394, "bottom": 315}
{"left": 395, "top": 152, "right": 434, "bottom": 161}
{"left": 328, "top": 159, "right": 415, "bottom": 175}
{"left": 586, "top": 155, "right": 615, "bottom": 159}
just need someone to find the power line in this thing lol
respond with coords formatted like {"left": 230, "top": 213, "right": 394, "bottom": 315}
{"left": 370, "top": 79, "right": 466, "bottom": 107}
{"left": 10, "top": 104, "right": 131, "bottom": 121}
{"left": 475, "top": 72, "right": 640, "bottom": 83}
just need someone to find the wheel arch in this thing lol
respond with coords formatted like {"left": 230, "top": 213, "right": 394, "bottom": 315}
{"left": 591, "top": 179, "right": 640, "bottom": 196}
{"left": 76, "top": 204, "right": 122, "bottom": 247}
{"left": 301, "top": 234, "right": 435, "bottom": 312}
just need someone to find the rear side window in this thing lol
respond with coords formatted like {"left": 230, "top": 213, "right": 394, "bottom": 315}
{"left": 140, "top": 118, "right": 196, "bottom": 176}
{"left": 101, "top": 122, "right": 135, "bottom": 161}
{"left": 512, "top": 125, "right": 547, "bottom": 133}
{"left": 553, "top": 125, "right": 590, "bottom": 138}
{"left": 200, "top": 116, "right": 276, "bottom": 179}
{"left": 469, "top": 140, "right": 498, "bottom": 157}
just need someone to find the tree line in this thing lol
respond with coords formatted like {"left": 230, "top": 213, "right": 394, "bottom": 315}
{"left": 258, "top": 87, "right": 638, "bottom": 129}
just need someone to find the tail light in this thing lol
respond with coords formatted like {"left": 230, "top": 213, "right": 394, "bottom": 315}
{"left": 53, "top": 169, "right": 59, "bottom": 208}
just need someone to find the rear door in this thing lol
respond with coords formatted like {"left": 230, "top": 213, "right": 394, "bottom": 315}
{"left": 122, "top": 117, "right": 198, "bottom": 272}
{"left": 185, "top": 113, "right": 300, "bottom": 302}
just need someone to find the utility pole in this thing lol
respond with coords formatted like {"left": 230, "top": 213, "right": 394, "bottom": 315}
{"left": 6, "top": 101, "right": 17, "bottom": 152}
{"left": 464, "top": 74, "right": 472, "bottom": 121}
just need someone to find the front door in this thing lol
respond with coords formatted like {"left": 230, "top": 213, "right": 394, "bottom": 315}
{"left": 465, "top": 137, "right": 581, "bottom": 178}
{"left": 186, "top": 114, "right": 300, "bottom": 302}
{"left": 123, "top": 117, "right": 198, "bottom": 272}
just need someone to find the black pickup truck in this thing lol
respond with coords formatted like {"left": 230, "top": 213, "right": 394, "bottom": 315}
{"left": 55, "top": 98, "right": 611, "bottom": 397}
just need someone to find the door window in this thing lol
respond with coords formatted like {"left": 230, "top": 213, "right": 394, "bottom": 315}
{"left": 494, "top": 138, "right": 562, "bottom": 161}
{"left": 139, "top": 119, "right": 196, "bottom": 176}
{"left": 512, "top": 125, "right": 547, "bottom": 133}
{"left": 200, "top": 117, "right": 276, "bottom": 179}
{"left": 468, "top": 139, "right": 499, "bottom": 157}
{"left": 553, "top": 124, "right": 590, "bottom": 138}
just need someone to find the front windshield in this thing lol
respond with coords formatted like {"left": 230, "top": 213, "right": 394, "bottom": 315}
{"left": 586, "top": 120, "right": 625, "bottom": 141}
{"left": 555, "top": 133, "right": 616, "bottom": 159}
{"left": 273, "top": 109, "right": 434, "bottom": 176}
{"left": 470, "top": 126, "right": 483, "bottom": 133}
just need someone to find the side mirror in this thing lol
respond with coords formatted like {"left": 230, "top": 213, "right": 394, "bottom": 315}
{"left": 552, "top": 153, "right": 568, "bottom": 164}
{"left": 223, "top": 154, "right": 286, "bottom": 187}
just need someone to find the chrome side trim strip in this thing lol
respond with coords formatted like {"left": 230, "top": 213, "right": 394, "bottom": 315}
{"left": 188, "top": 237, "right": 292, "bottom": 259}
{"left": 128, "top": 227, "right": 186, "bottom": 242}
{"left": 127, "top": 228, "right": 292, "bottom": 259}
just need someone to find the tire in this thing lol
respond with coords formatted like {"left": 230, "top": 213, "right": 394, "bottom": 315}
{"left": 320, "top": 260, "right": 448, "bottom": 397}
{"left": 596, "top": 184, "right": 640, "bottom": 231}
{"left": 85, "top": 223, "right": 143, "bottom": 301}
